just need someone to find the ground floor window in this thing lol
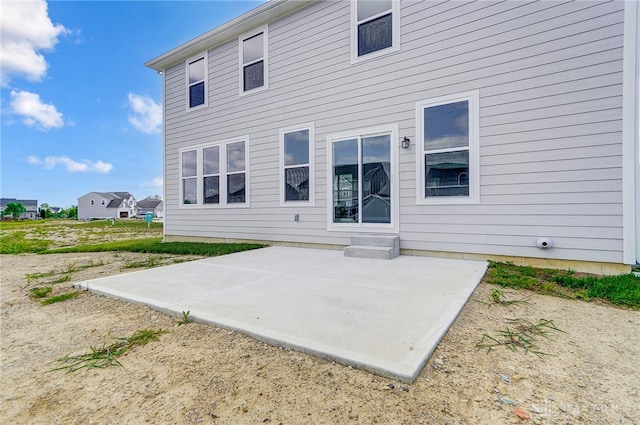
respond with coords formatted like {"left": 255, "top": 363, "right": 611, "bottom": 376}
{"left": 280, "top": 123, "right": 314, "bottom": 205}
{"left": 179, "top": 138, "right": 249, "bottom": 207}
{"left": 416, "top": 91, "right": 479, "bottom": 204}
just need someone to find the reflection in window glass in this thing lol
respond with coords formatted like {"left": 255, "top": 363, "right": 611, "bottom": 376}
{"left": 362, "top": 135, "right": 391, "bottom": 223}
{"left": 333, "top": 139, "right": 359, "bottom": 223}
{"left": 182, "top": 150, "right": 197, "bottom": 177}
{"left": 188, "top": 57, "right": 206, "bottom": 108}
{"left": 203, "top": 146, "right": 219, "bottom": 174}
{"left": 425, "top": 151, "right": 469, "bottom": 197}
{"left": 183, "top": 178, "right": 197, "bottom": 204}
{"left": 283, "top": 129, "right": 310, "bottom": 202}
{"left": 357, "top": 0, "right": 391, "bottom": 20}
{"left": 243, "top": 61, "right": 264, "bottom": 92}
{"left": 243, "top": 33, "right": 263, "bottom": 63}
{"left": 227, "top": 142, "right": 245, "bottom": 172}
{"left": 227, "top": 174, "right": 245, "bottom": 203}
{"left": 189, "top": 58, "right": 204, "bottom": 84}
{"left": 356, "top": 0, "right": 393, "bottom": 57}
{"left": 242, "top": 31, "right": 265, "bottom": 92}
{"left": 204, "top": 176, "right": 219, "bottom": 204}
{"left": 424, "top": 101, "right": 469, "bottom": 151}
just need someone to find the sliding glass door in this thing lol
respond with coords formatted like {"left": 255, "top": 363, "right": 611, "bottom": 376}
{"left": 332, "top": 133, "right": 391, "bottom": 225}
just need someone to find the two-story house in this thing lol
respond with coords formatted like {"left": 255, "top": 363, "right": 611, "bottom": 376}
{"left": 145, "top": 0, "right": 639, "bottom": 273}
{"left": 77, "top": 192, "right": 137, "bottom": 220}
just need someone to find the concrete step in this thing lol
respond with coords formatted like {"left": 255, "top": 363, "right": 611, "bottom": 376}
{"left": 344, "top": 245, "right": 397, "bottom": 260}
{"left": 351, "top": 234, "right": 399, "bottom": 248}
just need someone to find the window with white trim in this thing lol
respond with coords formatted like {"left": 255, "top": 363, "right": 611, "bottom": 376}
{"left": 90, "top": 199, "right": 95, "bottom": 206}
{"left": 187, "top": 53, "right": 207, "bottom": 109}
{"left": 280, "top": 124, "right": 314, "bottom": 204}
{"left": 181, "top": 149, "right": 197, "bottom": 204}
{"left": 203, "top": 146, "right": 220, "bottom": 204}
{"left": 179, "top": 138, "right": 249, "bottom": 207}
{"left": 416, "top": 91, "right": 480, "bottom": 204}
{"left": 101, "top": 199, "right": 106, "bottom": 206}
{"left": 352, "top": 0, "right": 400, "bottom": 62}
{"left": 240, "top": 28, "right": 268, "bottom": 93}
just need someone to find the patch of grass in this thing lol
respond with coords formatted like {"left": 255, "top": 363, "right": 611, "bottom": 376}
{"left": 122, "top": 256, "right": 163, "bottom": 269}
{"left": 485, "top": 261, "right": 640, "bottom": 309}
{"left": 477, "top": 318, "right": 565, "bottom": 357}
{"left": 49, "top": 329, "right": 167, "bottom": 372}
{"left": 41, "top": 291, "right": 79, "bottom": 305}
{"left": 49, "top": 274, "right": 72, "bottom": 284}
{"left": 45, "top": 238, "right": 265, "bottom": 257}
{"left": 0, "top": 231, "right": 52, "bottom": 254}
{"left": 484, "top": 288, "right": 530, "bottom": 306}
{"left": 26, "top": 270, "right": 55, "bottom": 282}
{"left": 30, "top": 286, "right": 52, "bottom": 298}
{"left": 178, "top": 310, "right": 192, "bottom": 325}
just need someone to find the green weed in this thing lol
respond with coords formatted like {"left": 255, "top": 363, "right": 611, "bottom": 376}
{"left": 41, "top": 292, "right": 79, "bottom": 305}
{"left": 178, "top": 310, "right": 192, "bottom": 325}
{"left": 477, "top": 318, "right": 565, "bottom": 357}
{"left": 30, "top": 286, "right": 52, "bottom": 298}
{"left": 49, "top": 329, "right": 167, "bottom": 372}
{"left": 122, "top": 256, "right": 163, "bottom": 269}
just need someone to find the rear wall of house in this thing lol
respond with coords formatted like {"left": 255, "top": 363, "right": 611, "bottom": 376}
{"left": 163, "top": 0, "right": 625, "bottom": 264}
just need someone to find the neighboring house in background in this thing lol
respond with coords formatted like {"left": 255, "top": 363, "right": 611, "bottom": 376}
{"left": 136, "top": 198, "right": 164, "bottom": 218}
{"left": 145, "top": 0, "right": 639, "bottom": 273}
{"left": 77, "top": 192, "right": 137, "bottom": 220}
{"left": 0, "top": 198, "right": 38, "bottom": 219}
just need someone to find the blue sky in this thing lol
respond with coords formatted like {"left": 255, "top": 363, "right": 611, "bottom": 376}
{"left": 1, "top": 0, "right": 263, "bottom": 208}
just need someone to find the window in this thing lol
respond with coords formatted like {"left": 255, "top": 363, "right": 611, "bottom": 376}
{"left": 240, "top": 28, "right": 268, "bottom": 94}
{"left": 101, "top": 199, "right": 106, "bottom": 206}
{"left": 352, "top": 0, "right": 399, "bottom": 62}
{"left": 327, "top": 125, "right": 399, "bottom": 232}
{"left": 90, "top": 199, "right": 95, "bottom": 206}
{"left": 416, "top": 91, "right": 479, "bottom": 204}
{"left": 226, "top": 141, "right": 246, "bottom": 203}
{"left": 181, "top": 150, "right": 197, "bottom": 204}
{"left": 187, "top": 53, "right": 207, "bottom": 109}
{"left": 280, "top": 124, "right": 314, "bottom": 205}
{"left": 203, "top": 146, "right": 220, "bottom": 204}
{"left": 179, "top": 138, "right": 249, "bottom": 207}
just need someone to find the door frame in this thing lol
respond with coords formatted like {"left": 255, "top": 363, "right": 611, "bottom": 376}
{"left": 326, "top": 123, "right": 399, "bottom": 233}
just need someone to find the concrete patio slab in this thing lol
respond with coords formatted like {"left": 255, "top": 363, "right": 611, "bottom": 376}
{"left": 77, "top": 246, "right": 487, "bottom": 383}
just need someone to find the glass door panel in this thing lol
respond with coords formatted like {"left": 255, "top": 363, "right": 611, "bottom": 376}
{"left": 362, "top": 134, "right": 391, "bottom": 223}
{"left": 333, "top": 139, "right": 359, "bottom": 223}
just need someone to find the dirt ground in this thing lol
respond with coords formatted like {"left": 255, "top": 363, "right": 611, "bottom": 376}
{"left": 1, "top": 251, "right": 639, "bottom": 425}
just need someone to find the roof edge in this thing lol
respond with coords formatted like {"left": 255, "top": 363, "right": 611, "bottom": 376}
{"left": 145, "top": 0, "right": 319, "bottom": 71}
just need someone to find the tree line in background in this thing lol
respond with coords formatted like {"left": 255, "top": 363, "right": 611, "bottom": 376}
{"left": 1, "top": 202, "right": 77, "bottom": 220}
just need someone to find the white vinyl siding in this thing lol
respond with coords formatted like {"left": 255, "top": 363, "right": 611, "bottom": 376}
{"left": 162, "top": 0, "right": 626, "bottom": 264}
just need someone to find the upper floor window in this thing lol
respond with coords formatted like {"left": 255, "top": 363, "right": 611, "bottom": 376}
{"left": 90, "top": 199, "right": 95, "bottom": 206}
{"left": 101, "top": 199, "right": 106, "bottom": 206}
{"left": 352, "top": 0, "right": 400, "bottom": 63}
{"left": 179, "top": 138, "right": 249, "bottom": 207}
{"left": 187, "top": 53, "right": 207, "bottom": 109}
{"left": 280, "top": 124, "right": 315, "bottom": 205}
{"left": 240, "top": 27, "right": 268, "bottom": 94}
{"left": 416, "top": 91, "right": 480, "bottom": 205}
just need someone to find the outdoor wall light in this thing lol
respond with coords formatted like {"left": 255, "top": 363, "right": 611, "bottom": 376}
{"left": 401, "top": 137, "right": 411, "bottom": 149}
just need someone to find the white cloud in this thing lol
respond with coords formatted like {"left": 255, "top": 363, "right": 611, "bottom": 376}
{"left": 140, "top": 177, "right": 163, "bottom": 189}
{"left": 28, "top": 155, "right": 113, "bottom": 173}
{"left": 0, "top": 0, "right": 68, "bottom": 85}
{"left": 127, "top": 93, "right": 162, "bottom": 135}
{"left": 10, "top": 90, "right": 63, "bottom": 130}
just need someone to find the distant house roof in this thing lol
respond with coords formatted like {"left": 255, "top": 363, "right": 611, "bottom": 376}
{"left": 137, "top": 198, "right": 162, "bottom": 209}
{"left": 80, "top": 192, "right": 134, "bottom": 208}
{"left": 0, "top": 198, "right": 38, "bottom": 209}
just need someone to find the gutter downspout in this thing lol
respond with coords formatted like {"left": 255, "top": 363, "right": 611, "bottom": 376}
{"left": 622, "top": 0, "right": 639, "bottom": 265}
